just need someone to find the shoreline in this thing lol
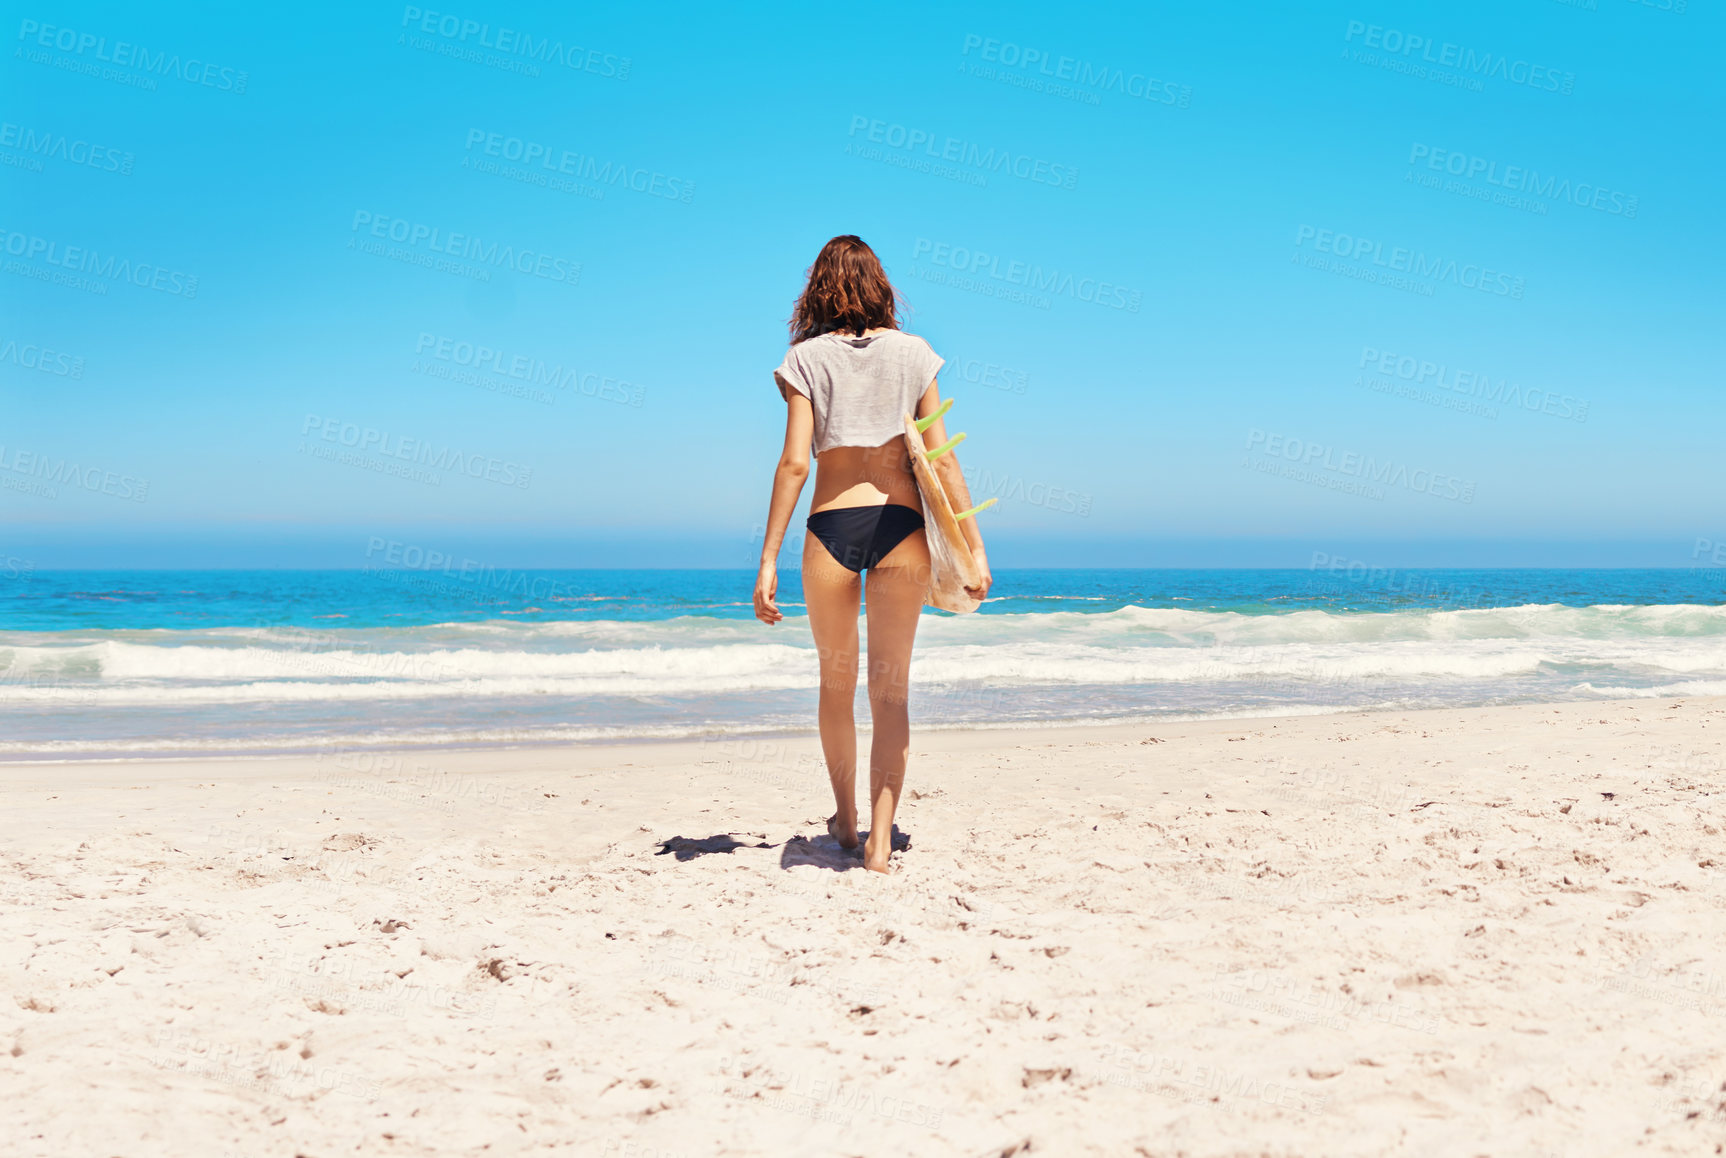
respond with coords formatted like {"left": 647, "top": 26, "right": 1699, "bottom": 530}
{"left": 0, "top": 690, "right": 1696, "bottom": 767}
{"left": 5, "top": 695, "right": 1724, "bottom": 1155}
{"left": 0, "top": 703, "right": 1346, "bottom": 766}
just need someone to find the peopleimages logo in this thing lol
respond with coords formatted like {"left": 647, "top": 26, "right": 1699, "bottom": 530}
{"left": 364, "top": 537, "right": 586, "bottom": 601}
{"left": 0, "top": 442, "right": 149, "bottom": 501}
{"left": 0, "top": 337, "right": 84, "bottom": 378}
{"left": 1342, "top": 20, "right": 1576, "bottom": 94}
{"left": 1245, "top": 429, "right": 1475, "bottom": 503}
{"left": 399, "top": 6, "right": 629, "bottom": 79}
{"left": 0, "top": 120, "right": 134, "bottom": 174}
{"left": 1309, "top": 552, "right": 1495, "bottom": 609}
{"left": 348, "top": 211, "right": 580, "bottom": 286}
{"left": 1294, "top": 225, "right": 1524, "bottom": 298}
{"left": 1358, "top": 346, "right": 1587, "bottom": 421}
{"left": 413, "top": 333, "right": 646, "bottom": 406}
{"left": 300, "top": 414, "right": 532, "bottom": 489}
{"left": 846, "top": 115, "right": 1078, "bottom": 189}
{"left": 959, "top": 33, "right": 1192, "bottom": 107}
{"left": 941, "top": 353, "right": 1027, "bottom": 394}
{"left": 462, "top": 129, "right": 693, "bottom": 203}
{"left": 1407, "top": 144, "right": 1637, "bottom": 217}
{"left": 968, "top": 468, "right": 1091, "bottom": 516}
{"left": 910, "top": 238, "right": 1142, "bottom": 312}
{"left": 0, "top": 227, "right": 198, "bottom": 297}
{"left": 15, "top": 18, "right": 249, "bottom": 92}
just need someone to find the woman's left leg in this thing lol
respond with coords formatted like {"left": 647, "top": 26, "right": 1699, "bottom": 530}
{"left": 802, "top": 529, "right": 863, "bottom": 847}
{"left": 862, "top": 530, "right": 931, "bottom": 873}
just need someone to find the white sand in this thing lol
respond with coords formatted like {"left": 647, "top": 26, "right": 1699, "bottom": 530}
{"left": 3, "top": 696, "right": 1724, "bottom": 1157}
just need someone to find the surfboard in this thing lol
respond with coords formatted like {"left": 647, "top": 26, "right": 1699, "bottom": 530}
{"left": 902, "top": 398, "right": 996, "bottom": 614}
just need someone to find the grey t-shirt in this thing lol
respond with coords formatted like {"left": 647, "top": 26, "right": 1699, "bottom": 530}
{"left": 774, "top": 330, "right": 945, "bottom": 454}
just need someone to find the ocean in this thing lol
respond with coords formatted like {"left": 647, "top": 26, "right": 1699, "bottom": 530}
{"left": 1, "top": 567, "right": 1723, "bottom": 761}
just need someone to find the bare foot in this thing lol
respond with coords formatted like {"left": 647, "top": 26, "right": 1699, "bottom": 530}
{"left": 862, "top": 833, "right": 890, "bottom": 874}
{"left": 827, "top": 813, "right": 859, "bottom": 850}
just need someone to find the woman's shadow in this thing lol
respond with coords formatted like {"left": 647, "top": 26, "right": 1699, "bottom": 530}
{"left": 778, "top": 825, "right": 910, "bottom": 872}
{"left": 652, "top": 827, "right": 910, "bottom": 872}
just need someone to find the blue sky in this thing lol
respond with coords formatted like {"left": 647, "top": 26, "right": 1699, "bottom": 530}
{"left": 2, "top": 0, "right": 1720, "bottom": 568}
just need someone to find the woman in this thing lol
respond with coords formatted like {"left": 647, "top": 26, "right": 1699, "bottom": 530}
{"left": 753, "top": 235, "right": 991, "bottom": 874}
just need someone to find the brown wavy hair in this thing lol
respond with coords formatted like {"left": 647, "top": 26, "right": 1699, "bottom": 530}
{"left": 789, "top": 235, "right": 901, "bottom": 343}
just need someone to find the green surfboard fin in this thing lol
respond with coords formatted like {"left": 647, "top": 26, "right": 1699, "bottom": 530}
{"left": 914, "top": 398, "right": 954, "bottom": 433}
{"left": 954, "top": 498, "right": 997, "bottom": 521}
{"left": 925, "top": 432, "right": 966, "bottom": 460}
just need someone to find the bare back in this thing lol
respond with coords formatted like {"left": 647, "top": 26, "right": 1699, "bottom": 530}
{"left": 808, "top": 437, "right": 923, "bottom": 515}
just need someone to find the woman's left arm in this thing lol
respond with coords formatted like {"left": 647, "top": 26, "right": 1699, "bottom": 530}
{"left": 754, "top": 392, "right": 814, "bottom": 625}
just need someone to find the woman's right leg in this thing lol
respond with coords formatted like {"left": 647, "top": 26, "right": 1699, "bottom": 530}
{"left": 801, "top": 530, "right": 863, "bottom": 848}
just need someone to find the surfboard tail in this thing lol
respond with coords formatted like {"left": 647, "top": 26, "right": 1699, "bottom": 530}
{"left": 902, "top": 405, "right": 985, "bottom": 614}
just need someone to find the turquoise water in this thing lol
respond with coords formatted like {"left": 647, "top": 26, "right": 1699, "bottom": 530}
{"left": 4, "top": 567, "right": 1723, "bottom": 630}
{"left": 1, "top": 568, "right": 1723, "bottom": 759}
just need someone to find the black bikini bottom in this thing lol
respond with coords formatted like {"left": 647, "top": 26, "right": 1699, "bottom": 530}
{"left": 806, "top": 504, "right": 926, "bottom": 572}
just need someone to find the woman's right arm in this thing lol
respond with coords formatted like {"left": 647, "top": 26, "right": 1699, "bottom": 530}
{"left": 754, "top": 391, "right": 814, "bottom": 625}
{"left": 916, "top": 379, "right": 992, "bottom": 600}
